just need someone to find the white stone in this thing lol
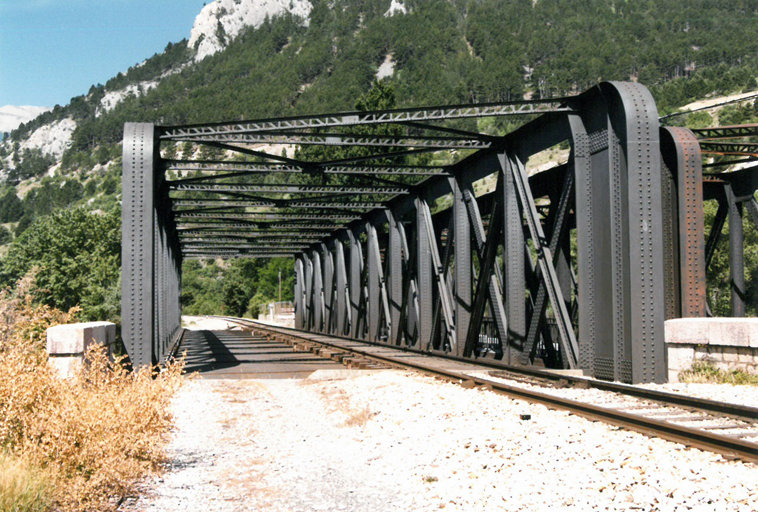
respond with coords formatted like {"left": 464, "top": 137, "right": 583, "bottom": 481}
{"left": 666, "top": 345, "right": 694, "bottom": 371}
{"left": 666, "top": 317, "right": 758, "bottom": 347}
{"left": 17, "top": 117, "right": 76, "bottom": 159}
{"left": 721, "top": 348, "right": 740, "bottom": 363}
{"left": 665, "top": 318, "right": 711, "bottom": 345}
{"left": 385, "top": 0, "right": 407, "bottom": 17}
{"left": 98, "top": 81, "right": 159, "bottom": 116}
{"left": 376, "top": 54, "right": 395, "bottom": 80}
{"left": 46, "top": 321, "right": 116, "bottom": 355}
{"left": 188, "top": 0, "right": 313, "bottom": 62}
{"left": 749, "top": 322, "right": 758, "bottom": 348}
{"left": 710, "top": 320, "right": 751, "bottom": 347}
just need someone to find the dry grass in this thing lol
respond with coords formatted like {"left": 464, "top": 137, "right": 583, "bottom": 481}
{"left": 343, "top": 405, "right": 372, "bottom": 427}
{"left": 0, "top": 275, "right": 185, "bottom": 511}
{"left": 311, "top": 384, "right": 374, "bottom": 428}
{"left": 0, "top": 452, "right": 51, "bottom": 512}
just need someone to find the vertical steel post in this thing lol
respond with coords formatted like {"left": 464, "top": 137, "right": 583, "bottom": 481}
{"left": 726, "top": 183, "right": 746, "bottom": 317}
{"left": 605, "top": 82, "right": 665, "bottom": 384}
{"left": 500, "top": 154, "right": 526, "bottom": 364}
{"left": 335, "top": 239, "right": 348, "bottom": 335}
{"left": 415, "top": 197, "right": 433, "bottom": 348}
{"left": 122, "top": 123, "right": 157, "bottom": 369}
{"left": 312, "top": 250, "right": 324, "bottom": 332}
{"left": 387, "top": 210, "right": 404, "bottom": 344}
{"left": 295, "top": 256, "right": 304, "bottom": 329}
{"left": 321, "top": 242, "right": 334, "bottom": 333}
{"left": 660, "top": 127, "right": 706, "bottom": 318}
{"left": 304, "top": 252, "right": 314, "bottom": 330}
{"left": 348, "top": 228, "right": 364, "bottom": 339}
{"left": 122, "top": 122, "right": 181, "bottom": 367}
{"left": 451, "top": 178, "right": 471, "bottom": 358}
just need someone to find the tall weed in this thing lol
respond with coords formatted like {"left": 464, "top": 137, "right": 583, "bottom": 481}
{"left": 0, "top": 276, "right": 184, "bottom": 511}
{"left": 0, "top": 452, "right": 51, "bottom": 512}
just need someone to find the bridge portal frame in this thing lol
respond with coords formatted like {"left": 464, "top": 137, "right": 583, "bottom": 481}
{"left": 121, "top": 82, "right": 716, "bottom": 383}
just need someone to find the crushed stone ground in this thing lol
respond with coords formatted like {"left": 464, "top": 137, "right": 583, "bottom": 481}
{"left": 120, "top": 371, "right": 758, "bottom": 512}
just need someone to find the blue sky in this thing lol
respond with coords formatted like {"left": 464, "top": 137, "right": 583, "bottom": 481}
{"left": 0, "top": 0, "right": 210, "bottom": 108}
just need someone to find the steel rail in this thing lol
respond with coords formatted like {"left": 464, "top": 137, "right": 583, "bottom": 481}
{"left": 218, "top": 319, "right": 758, "bottom": 463}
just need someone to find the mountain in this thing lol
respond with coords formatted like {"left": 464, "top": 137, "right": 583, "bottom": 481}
{"left": 2, "top": 0, "right": 758, "bottom": 235}
{"left": 0, "top": 106, "right": 51, "bottom": 135}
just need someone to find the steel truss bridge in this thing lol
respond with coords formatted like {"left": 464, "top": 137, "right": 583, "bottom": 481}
{"left": 121, "top": 81, "right": 758, "bottom": 384}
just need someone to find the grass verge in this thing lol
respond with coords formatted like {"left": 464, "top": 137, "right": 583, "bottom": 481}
{"left": 678, "top": 361, "right": 758, "bottom": 385}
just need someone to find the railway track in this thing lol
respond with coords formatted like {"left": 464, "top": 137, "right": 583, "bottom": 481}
{"left": 207, "top": 317, "right": 758, "bottom": 463}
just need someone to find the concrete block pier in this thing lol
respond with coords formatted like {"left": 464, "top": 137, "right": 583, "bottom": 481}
{"left": 46, "top": 322, "right": 117, "bottom": 377}
{"left": 665, "top": 318, "right": 758, "bottom": 382}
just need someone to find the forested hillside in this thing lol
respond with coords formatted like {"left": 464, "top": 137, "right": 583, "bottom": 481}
{"left": 2, "top": 0, "right": 758, "bottom": 322}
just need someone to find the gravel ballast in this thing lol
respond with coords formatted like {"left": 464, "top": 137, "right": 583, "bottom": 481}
{"left": 120, "top": 371, "right": 758, "bottom": 512}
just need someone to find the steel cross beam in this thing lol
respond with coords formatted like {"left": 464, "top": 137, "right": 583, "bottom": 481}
{"left": 173, "top": 212, "right": 360, "bottom": 221}
{"left": 693, "top": 124, "right": 758, "bottom": 139}
{"left": 167, "top": 133, "right": 490, "bottom": 150}
{"left": 185, "top": 254, "right": 295, "bottom": 259}
{"left": 170, "top": 199, "right": 385, "bottom": 210}
{"left": 178, "top": 231, "right": 328, "bottom": 238}
{"left": 181, "top": 238, "right": 311, "bottom": 245}
{"left": 169, "top": 183, "right": 410, "bottom": 195}
{"left": 183, "top": 248, "right": 300, "bottom": 254}
{"left": 163, "top": 160, "right": 450, "bottom": 176}
{"left": 175, "top": 223, "right": 342, "bottom": 230}
{"left": 181, "top": 244, "right": 311, "bottom": 250}
{"left": 159, "top": 99, "right": 573, "bottom": 138}
{"left": 178, "top": 232, "right": 331, "bottom": 239}
{"left": 700, "top": 142, "right": 758, "bottom": 156}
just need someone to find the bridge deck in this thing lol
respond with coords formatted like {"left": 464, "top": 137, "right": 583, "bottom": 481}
{"left": 178, "top": 329, "right": 347, "bottom": 379}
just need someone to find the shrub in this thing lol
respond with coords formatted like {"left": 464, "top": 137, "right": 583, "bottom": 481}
{"left": 0, "top": 277, "right": 184, "bottom": 511}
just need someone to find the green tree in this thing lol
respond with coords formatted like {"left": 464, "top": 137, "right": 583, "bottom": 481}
{"left": 0, "top": 225, "right": 11, "bottom": 245}
{"left": 0, "top": 189, "right": 24, "bottom": 223}
{"left": 0, "top": 207, "right": 121, "bottom": 321}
